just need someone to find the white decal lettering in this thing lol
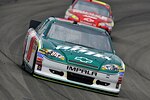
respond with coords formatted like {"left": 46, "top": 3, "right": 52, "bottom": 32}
{"left": 85, "top": 51, "right": 95, "bottom": 55}
{"left": 94, "top": 54, "right": 104, "bottom": 58}
{"left": 73, "top": 9, "right": 107, "bottom": 20}
{"left": 56, "top": 45, "right": 111, "bottom": 60}
{"left": 63, "top": 46, "right": 71, "bottom": 50}
{"left": 70, "top": 46, "right": 81, "bottom": 51}
{"left": 56, "top": 45, "right": 63, "bottom": 49}
{"left": 78, "top": 49, "right": 87, "bottom": 53}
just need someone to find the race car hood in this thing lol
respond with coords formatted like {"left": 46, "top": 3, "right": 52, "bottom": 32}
{"left": 42, "top": 38, "right": 122, "bottom": 73}
{"left": 69, "top": 9, "right": 111, "bottom": 26}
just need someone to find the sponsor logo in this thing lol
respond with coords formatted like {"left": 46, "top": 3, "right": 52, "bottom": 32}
{"left": 37, "top": 65, "right": 42, "bottom": 71}
{"left": 73, "top": 9, "right": 108, "bottom": 21}
{"left": 80, "top": 21, "right": 93, "bottom": 26}
{"left": 37, "top": 52, "right": 44, "bottom": 58}
{"left": 83, "top": 15, "right": 97, "bottom": 19}
{"left": 67, "top": 66, "right": 97, "bottom": 76}
{"left": 119, "top": 72, "right": 124, "bottom": 76}
{"left": 56, "top": 45, "right": 111, "bottom": 60}
{"left": 75, "top": 57, "right": 93, "bottom": 63}
{"left": 83, "top": 18, "right": 94, "bottom": 23}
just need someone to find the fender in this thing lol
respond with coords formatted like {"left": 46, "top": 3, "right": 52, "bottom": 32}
{"left": 24, "top": 29, "right": 39, "bottom": 69}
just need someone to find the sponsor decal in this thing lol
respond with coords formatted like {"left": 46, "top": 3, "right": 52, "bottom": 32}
{"left": 67, "top": 66, "right": 97, "bottom": 77}
{"left": 47, "top": 50, "right": 65, "bottom": 60}
{"left": 75, "top": 57, "right": 93, "bottom": 63}
{"left": 101, "top": 16, "right": 107, "bottom": 20}
{"left": 119, "top": 72, "right": 124, "bottom": 76}
{"left": 37, "top": 65, "right": 42, "bottom": 71}
{"left": 39, "top": 49, "right": 64, "bottom": 60}
{"left": 83, "top": 17, "right": 94, "bottom": 23}
{"left": 36, "top": 57, "right": 43, "bottom": 71}
{"left": 83, "top": 15, "right": 97, "bottom": 19}
{"left": 73, "top": 9, "right": 108, "bottom": 21}
{"left": 56, "top": 45, "right": 111, "bottom": 60}
{"left": 36, "top": 57, "right": 42, "bottom": 65}
{"left": 101, "top": 64, "right": 119, "bottom": 71}
{"left": 37, "top": 52, "right": 44, "bottom": 58}
{"left": 80, "top": 21, "right": 93, "bottom": 26}
{"left": 32, "top": 41, "right": 37, "bottom": 52}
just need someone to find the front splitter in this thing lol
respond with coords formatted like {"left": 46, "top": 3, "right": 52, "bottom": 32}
{"left": 33, "top": 73, "right": 119, "bottom": 97}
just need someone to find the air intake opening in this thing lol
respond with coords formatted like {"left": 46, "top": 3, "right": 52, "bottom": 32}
{"left": 49, "top": 69, "right": 64, "bottom": 76}
{"left": 67, "top": 72, "right": 94, "bottom": 85}
{"left": 96, "top": 80, "right": 110, "bottom": 86}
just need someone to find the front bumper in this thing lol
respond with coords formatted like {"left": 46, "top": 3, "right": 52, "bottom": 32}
{"left": 34, "top": 57, "right": 121, "bottom": 94}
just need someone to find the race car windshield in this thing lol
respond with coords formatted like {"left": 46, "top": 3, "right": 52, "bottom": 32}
{"left": 73, "top": 1, "right": 110, "bottom": 17}
{"left": 47, "top": 22, "right": 112, "bottom": 53}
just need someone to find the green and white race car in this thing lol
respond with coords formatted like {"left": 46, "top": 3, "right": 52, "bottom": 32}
{"left": 23, "top": 17, "right": 125, "bottom": 95}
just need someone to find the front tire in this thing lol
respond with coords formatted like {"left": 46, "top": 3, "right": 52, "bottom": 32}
{"left": 23, "top": 49, "right": 38, "bottom": 74}
{"left": 31, "top": 49, "right": 38, "bottom": 74}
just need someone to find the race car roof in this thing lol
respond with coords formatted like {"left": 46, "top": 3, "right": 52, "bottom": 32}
{"left": 48, "top": 17, "right": 109, "bottom": 36}
{"left": 76, "top": 0, "right": 110, "bottom": 9}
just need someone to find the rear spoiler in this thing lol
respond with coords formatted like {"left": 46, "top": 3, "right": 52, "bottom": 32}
{"left": 29, "top": 20, "right": 41, "bottom": 29}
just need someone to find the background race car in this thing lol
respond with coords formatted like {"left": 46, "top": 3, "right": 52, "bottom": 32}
{"left": 65, "top": 0, "right": 114, "bottom": 34}
{"left": 23, "top": 17, "right": 125, "bottom": 95}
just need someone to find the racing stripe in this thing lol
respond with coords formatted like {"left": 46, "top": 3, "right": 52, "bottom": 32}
{"left": 26, "top": 36, "right": 36, "bottom": 62}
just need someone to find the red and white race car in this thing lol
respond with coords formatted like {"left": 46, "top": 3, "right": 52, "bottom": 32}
{"left": 65, "top": 0, "right": 114, "bottom": 34}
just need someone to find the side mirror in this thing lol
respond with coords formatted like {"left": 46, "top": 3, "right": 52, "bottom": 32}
{"left": 29, "top": 20, "right": 41, "bottom": 29}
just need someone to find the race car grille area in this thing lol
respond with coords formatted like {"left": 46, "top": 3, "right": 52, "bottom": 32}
{"left": 96, "top": 80, "right": 110, "bottom": 86}
{"left": 48, "top": 68, "right": 110, "bottom": 86}
{"left": 69, "top": 60, "right": 98, "bottom": 69}
{"left": 80, "top": 21, "right": 94, "bottom": 25}
{"left": 67, "top": 72, "right": 94, "bottom": 85}
{"left": 49, "top": 69, "right": 64, "bottom": 76}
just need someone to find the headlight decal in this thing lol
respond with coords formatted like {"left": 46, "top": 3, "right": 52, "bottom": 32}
{"left": 48, "top": 50, "right": 65, "bottom": 60}
{"left": 71, "top": 15, "right": 79, "bottom": 21}
{"left": 37, "top": 52, "right": 45, "bottom": 58}
{"left": 38, "top": 49, "right": 47, "bottom": 54}
{"left": 66, "top": 11, "right": 79, "bottom": 21}
{"left": 98, "top": 21, "right": 114, "bottom": 27}
{"left": 39, "top": 49, "right": 65, "bottom": 60}
{"left": 119, "top": 72, "right": 124, "bottom": 76}
{"left": 101, "top": 64, "right": 120, "bottom": 72}
{"left": 36, "top": 52, "right": 44, "bottom": 71}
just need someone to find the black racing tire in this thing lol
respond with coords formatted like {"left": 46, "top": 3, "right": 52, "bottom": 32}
{"left": 31, "top": 48, "right": 38, "bottom": 74}
{"left": 21, "top": 36, "right": 27, "bottom": 69}
{"left": 21, "top": 53, "right": 25, "bottom": 70}
{"left": 23, "top": 48, "right": 38, "bottom": 74}
{"left": 21, "top": 45, "right": 26, "bottom": 70}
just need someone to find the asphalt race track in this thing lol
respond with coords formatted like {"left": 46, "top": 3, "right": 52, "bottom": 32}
{"left": 0, "top": 0, "right": 150, "bottom": 100}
